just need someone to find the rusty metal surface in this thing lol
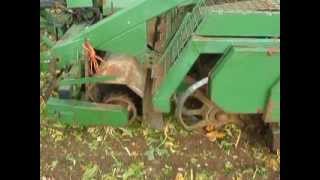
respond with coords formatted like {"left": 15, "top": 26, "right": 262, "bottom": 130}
{"left": 155, "top": 17, "right": 168, "bottom": 53}
{"left": 142, "top": 69, "right": 164, "bottom": 129}
{"left": 147, "top": 17, "right": 158, "bottom": 50}
{"left": 96, "top": 55, "right": 146, "bottom": 97}
{"left": 147, "top": 7, "right": 188, "bottom": 53}
{"left": 103, "top": 94, "right": 137, "bottom": 123}
{"left": 204, "top": 0, "right": 280, "bottom": 11}
{"left": 151, "top": 63, "right": 165, "bottom": 95}
{"left": 263, "top": 100, "right": 274, "bottom": 123}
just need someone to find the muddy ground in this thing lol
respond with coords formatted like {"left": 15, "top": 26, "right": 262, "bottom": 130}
{"left": 40, "top": 112, "right": 280, "bottom": 180}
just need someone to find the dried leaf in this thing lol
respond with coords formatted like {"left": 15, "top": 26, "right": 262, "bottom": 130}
{"left": 205, "top": 124, "right": 215, "bottom": 132}
{"left": 267, "top": 158, "right": 280, "bottom": 171}
{"left": 175, "top": 172, "right": 184, "bottom": 180}
{"left": 206, "top": 131, "right": 226, "bottom": 142}
{"left": 164, "top": 141, "right": 174, "bottom": 148}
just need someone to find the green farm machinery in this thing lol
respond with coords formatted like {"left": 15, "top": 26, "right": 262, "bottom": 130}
{"left": 40, "top": 0, "right": 280, "bottom": 151}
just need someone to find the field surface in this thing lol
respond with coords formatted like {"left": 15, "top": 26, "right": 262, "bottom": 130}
{"left": 41, "top": 74, "right": 280, "bottom": 180}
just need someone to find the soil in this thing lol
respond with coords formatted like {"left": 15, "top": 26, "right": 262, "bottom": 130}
{"left": 40, "top": 117, "right": 280, "bottom": 180}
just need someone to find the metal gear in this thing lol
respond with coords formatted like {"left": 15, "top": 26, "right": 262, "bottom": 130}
{"left": 103, "top": 94, "right": 137, "bottom": 124}
{"left": 176, "top": 77, "right": 240, "bottom": 131}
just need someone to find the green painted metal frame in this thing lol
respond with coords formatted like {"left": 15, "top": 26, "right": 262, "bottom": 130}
{"left": 153, "top": 37, "right": 280, "bottom": 113}
{"left": 209, "top": 46, "right": 280, "bottom": 113}
{"left": 153, "top": 10, "right": 280, "bottom": 113}
{"left": 59, "top": 75, "right": 116, "bottom": 86}
{"left": 66, "top": 0, "right": 93, "bottom": 8}
{"left": 43, "top": 1, "right": 280, "bottom": 126}
{"left": 102, "top": 0, "right": 145, "bottom": 16}
{"left": 45, "top": 65, "right": 122, "bottom": 125}
{"left": 51, "top": 0, "right": 191, "bottom": 67}
{"left": 196, "top": 11, "right": 280, "bottom": 37}
{"left": 46, "top": 98, "right": 129, "bottom": 126}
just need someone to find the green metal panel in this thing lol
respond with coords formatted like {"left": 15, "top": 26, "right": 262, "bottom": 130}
{"left": 53, "top": 23, "right": 88, "bottom": 68}
{"left": 196, "top": 12, "right": 280, "bottom": 37}
{"left": 59, "top": 76, "right": 115, "bottom": 86}
{"left": 193, "top": 37, "right": 280, "bottom": 54}
{"left": 108, "top": 0, "right": 143, "bottom": 8}
{"left": 98, "top": 23, "right": 147, "bottom": 59}
{"left": 66, "top": 0, "right": 93, "bottom": 8}
{"left": 46, "top": 98, "right": 128, "bottom": 126}
{"left": 102, "top": 0, "right": 145, "bottom": 15}
{"left": 153, "top": 41, "right": 199, "bottom": 112}
{"left": 209, "top": 46, "right": 280, "bottom": 113}
{"left": 178, "top": 0, "right": 197, "bottom": 6}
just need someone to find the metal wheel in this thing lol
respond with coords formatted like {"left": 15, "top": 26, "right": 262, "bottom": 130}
{"left": 176, "top": 77, "right": 240, "bottom": 131}
{"left": 103, "top": 94, "right": 137, "bottom": 124}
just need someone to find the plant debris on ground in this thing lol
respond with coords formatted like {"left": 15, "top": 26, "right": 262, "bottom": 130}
{"left": 40, "top": 76, "right": 280, "bottom": 179}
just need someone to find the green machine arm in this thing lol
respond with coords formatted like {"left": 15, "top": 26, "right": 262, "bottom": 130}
{"left": 51, "top": 0, "right": 195, "bottom": 67}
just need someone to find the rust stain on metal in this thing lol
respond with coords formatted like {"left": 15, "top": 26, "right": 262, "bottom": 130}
{"left": 147, "top": 18, "right": 157, "bottom": 49}
{"left": 155, "top": 19, "right": 168, "bottom": 52}
{"left": 263, "top": 100, "right": 275, "bottom": 123}
{"left": 96, "top": 55, "right": 146, "bottom": 97}
{"left": 267, "top": 47, "right": 280, "bottom": 56}
{"left": 151, "top": 63, "right": 164, "bottom": 95}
